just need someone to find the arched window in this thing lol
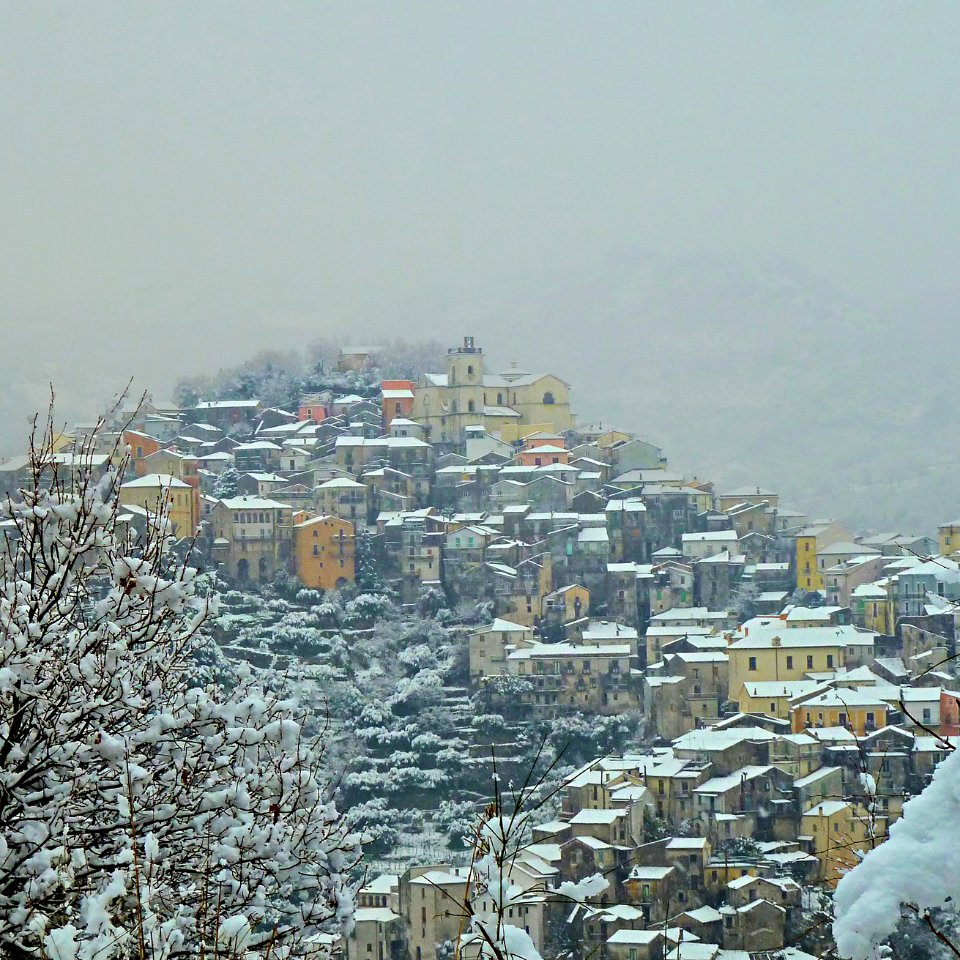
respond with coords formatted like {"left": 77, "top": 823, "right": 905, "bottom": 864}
{"left": 467, "top": 365, "right": 474, "bottom": 376}
{"left": 450, "top": 400, "right": 457, "bottom": 413}
{"left": 497, "top": 392, "right": 503, "bottom": 405}
{"left": 543, "top": 391, "right": 555, "bottom": 405}
{"left": 468, "top": 400, "right": 476, "bottom": 413}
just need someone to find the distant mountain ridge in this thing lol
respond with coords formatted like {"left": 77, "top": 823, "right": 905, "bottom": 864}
{"left": 399, "top": 250, "right": 953, "bottom": 532}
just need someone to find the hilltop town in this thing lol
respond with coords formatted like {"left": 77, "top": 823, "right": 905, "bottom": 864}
{"left": 7, "top": 336, "right": 960, "bottom": 960}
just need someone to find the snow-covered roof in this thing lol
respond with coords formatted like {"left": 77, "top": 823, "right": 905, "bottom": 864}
{"left": 803, "top": 800, "right": 850, "bottom": 817}
{"left": 319, "top": 477, "right": 367, "bottom": 488}
{"left": 681, "top": 905, "right": 723, "bottom": 924}
{"left": 121, "top": 473, "right": 191, "bottom": 489}
{"left": 681, "top": 530, "right": 739, "bottom": 543}
{"left": 666, "top": 837, "right": 709, "bottom": 850}
{"left": 354, "top": 907, "right": 400, "bottom": 923}
{"left": 234, "top": 441, "right": 282, "bottom": 451}
{"left": 741, "top": 680, "right": 821, "bottom": 699}
{"left": 569, "top": 808, "right": 626, "bottom": 825}
{"left": 192, "top": 399, "right": 261, "bottom": 409}
{"left": 694, "top": 766, "right": 774, "bottom": 795}
{"left": 728, "top": 624, "right": 872, "bottom": 650}
{"left": 606, "top": 931, "right": 660, "bottom": 945}
{"left": 627, "top": 865, "right": 675, "bottom": 880}
{"left": 218, "top": 496, "right": 291, "bottom": 511}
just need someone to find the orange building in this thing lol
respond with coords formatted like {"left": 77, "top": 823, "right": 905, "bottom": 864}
{"left": 298, "top": 396, "right": 332, "bottom": 423}
{"left": 124, "top": 430, "right": 162, "bottom": 468}
{"left": 941, "top": 690, "right": 960, "bottom": 736}
{"left": 515, "top": 444, "right": 570, "bottom": 468}
{"left": 293, "top": 515, "right": 356, "bottom": 591}
{"left": 381, "top": 380, "right": 415, "bottom": 428}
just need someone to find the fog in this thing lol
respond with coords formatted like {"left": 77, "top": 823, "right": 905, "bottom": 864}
{"left": 2, "top": 3, "right": 958, "bottom": 530}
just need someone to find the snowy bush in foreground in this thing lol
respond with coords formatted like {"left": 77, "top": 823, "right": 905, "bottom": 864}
{"left": 0, "top": 419, "right": 362, "bottom": 959}
{"left": 833, "top": 745, "right": 960, "bottom": 959}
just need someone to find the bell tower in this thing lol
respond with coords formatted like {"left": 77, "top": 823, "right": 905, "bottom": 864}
{"left": 446, "top": 336, "right": 484, "bottom": 386}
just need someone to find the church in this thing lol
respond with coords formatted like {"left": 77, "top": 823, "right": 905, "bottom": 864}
{"left": 409, "top": 337, "right": 576, "bottom": 449}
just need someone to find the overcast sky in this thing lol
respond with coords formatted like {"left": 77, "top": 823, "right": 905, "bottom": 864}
{"left": 1, "top": 2, "right": 958, "bottom": 450}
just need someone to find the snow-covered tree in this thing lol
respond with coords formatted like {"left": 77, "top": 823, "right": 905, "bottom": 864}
{"left": 459, "top": 758, "right": 608, "bottom": 960}
{"left": 343, "top": 592, "right": 394, "bottom": 628}
{"left": 353, "top": 530, "right": 384, "bottom": 594}
{"left": 0, "top": 415, "right": 362, "bottom": 959}
{"left": 212, "top": 464, "right": 239, "bottom": 499}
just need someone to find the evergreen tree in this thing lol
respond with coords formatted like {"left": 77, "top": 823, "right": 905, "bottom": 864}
{"left": 213, "top": 464, "right": 240, "bottom": 499}
{"left": 354, "top": 529, "right": 385, "bottom": 593}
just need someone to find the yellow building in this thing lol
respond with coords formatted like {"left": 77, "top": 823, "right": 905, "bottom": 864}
{"left": 795, "top": 533, "right": 821, "bottom": 591}
{"left": 293, "top": 515, "right": 356, "bottom": 591}
{"left": 469, "top": 618, "right": 535, "bottom": 685}
{"left": 794, "top": 522, "right": 853, "bottom": 591}
{"left": 409, "top": 337, "right": 575, "bottom": 447}
{"left": 802, "top": 800, "right": 874, "bottom": 886}
{"left": 542, "top": 583, "right": 590, "bottom": 624}
{"left": 119, "top": 473, "right": 198, "bottom": 537}
{"left": 499, "top": 421, "right": 559, "bottom": 444}
{"left": 939, "top": 519, "right": 960, "bottom": 559}
{"left": 717, "top": 487, "right": 780, "bottom": 513}
{"left": 595, "top": 429, "right": 634, "bottom": 449}
{"left": 790, "top": 688, "right": 890, "bottom": 736}
{"left": 726, "top": 624, "right": 853, "bottom": 700}
{"left": 851, "top": 581, "right": 896, "bottom": 634}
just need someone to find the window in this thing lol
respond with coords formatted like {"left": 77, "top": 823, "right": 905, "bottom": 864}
{"left": 866, "top": 711, "right": 875, "bottom": 724}
{"left": 786, "top": 655, "right": 794, "bottom": 669}
{"left": 543, "top": 391, "right": 555, "bottom": 405}
{"left": 807, "top": 655, "right": 814, "bottom": 669}
{"left": 827, "top": 654, "right": 834, "bottom": 668}
{"left": 748, "top": 656, "right": 757, "bottom": 671}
